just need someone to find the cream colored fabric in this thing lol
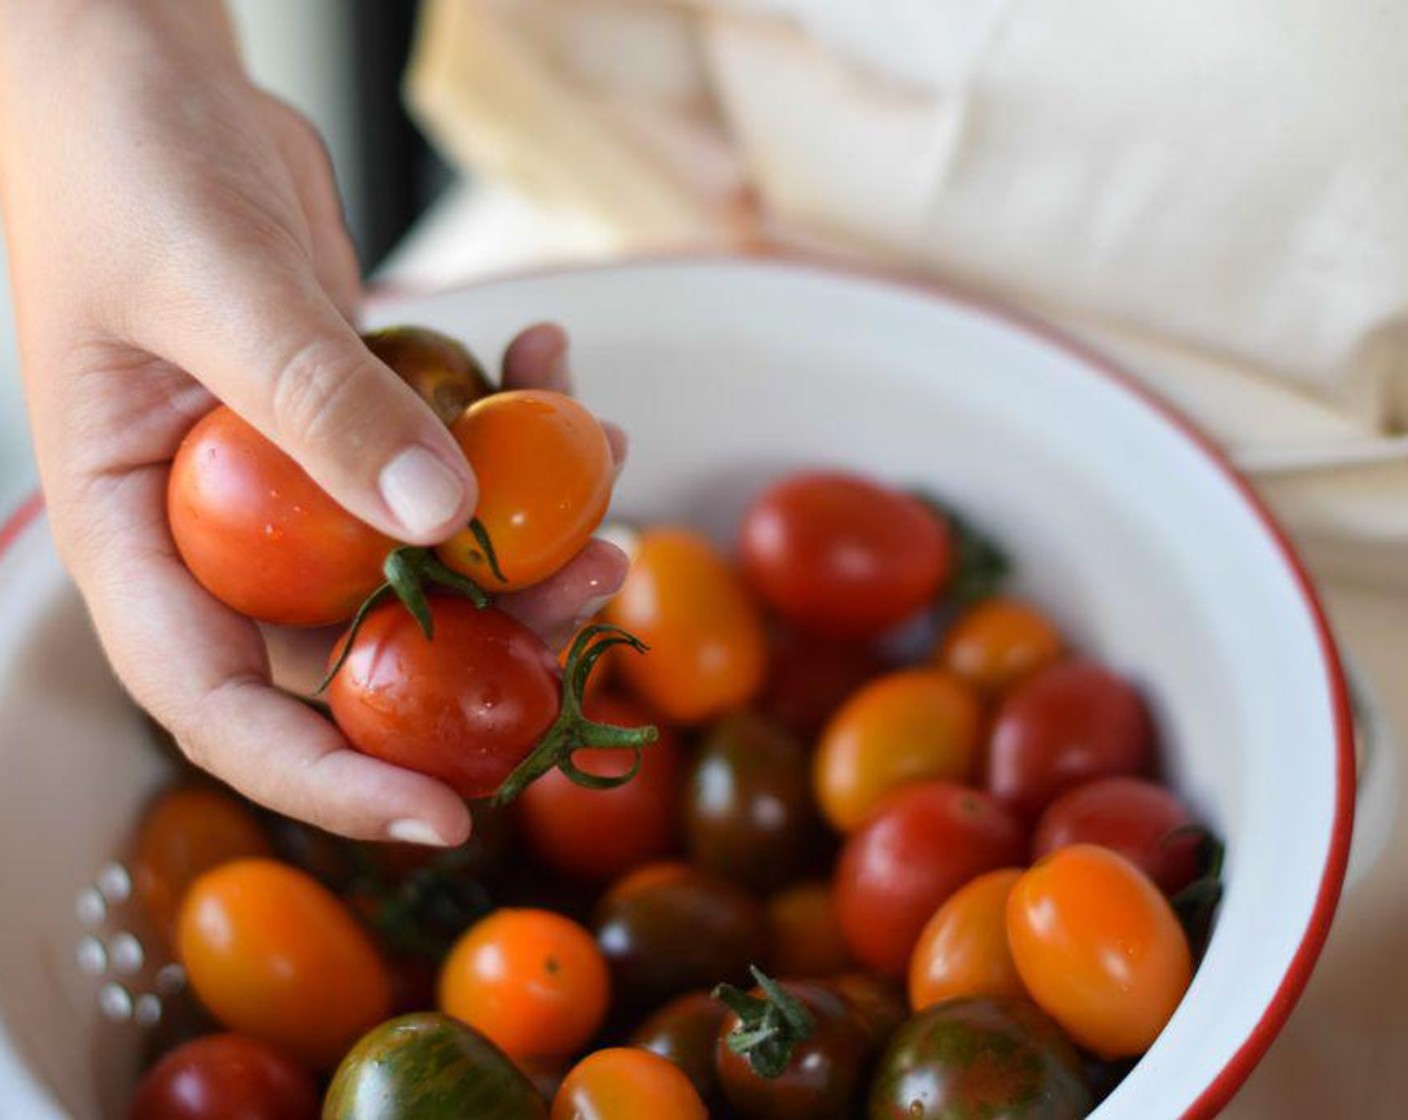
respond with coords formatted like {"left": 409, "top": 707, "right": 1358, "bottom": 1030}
{"left": 405, "top": 0, "right": 1408, "bottom": 588}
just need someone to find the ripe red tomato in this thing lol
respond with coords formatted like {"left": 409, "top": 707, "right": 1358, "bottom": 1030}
{"left": 519, "top": 695, "right": 683, "bottom": 880}
{"left": 1007, "top": 845, "right": 1192, "bottom": 1058}
{"left": 739, "top": 471, "right": 952, "bottom": 638}
{"left": 130, "top": 1033, "right": 319, "bottom": 1120}
{"left": 986, "top": 660, "right": 1155, "bottom": 819}
{"left": 936, "top": 596, "right": 1064, "bottom": 697}
{"left": 758, "top": 627, "right": 887, "bottom": 739}
{"left": 168, "top": 406, "right": 392, "bottom": 626}
{"left": 552, "top": 1048, "right": 708, "bottom": 1120}
{"left": 834, "top": 782, "right": 1025, "bottom": 977}
{"left": 1032, "top": 777, "right": 1201, "bottom": 895}
{"left": 177, "top": 860, "right": 391, "bottom": 1069}
{"left": 436, "top": 390, "right": 614, "bottom": 591}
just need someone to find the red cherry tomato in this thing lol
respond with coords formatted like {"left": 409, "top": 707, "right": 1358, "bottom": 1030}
{"left": 833, "top": 782, "right": 1026, "bottom": 976}
{"left": 739, "top": 471, "right": 952, "bottom": 638}
{"left": 986, "top": 660, "right": 1155, "bottom": 819}
{"left": 1032, "top": 777, "right": 1201, "bottom": 895}
{"left": 130, "top": 1033, "right": 319, "bottom": 1120}
{"left": 519, "top": 695, "right": 683, "bottom": 880}
{"left": 168, "top": 406, "right": 392, "bottom": 626}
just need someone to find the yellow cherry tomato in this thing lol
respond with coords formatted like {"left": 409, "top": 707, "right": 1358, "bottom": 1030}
{"left": 908, "top": 868, "right": 1026, "bottom": 1010}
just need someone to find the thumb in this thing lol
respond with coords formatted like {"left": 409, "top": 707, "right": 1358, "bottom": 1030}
{"left": 143, "top": 249, "right": 475, "bottom": 544}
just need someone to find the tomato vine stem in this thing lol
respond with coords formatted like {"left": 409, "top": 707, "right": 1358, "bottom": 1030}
{"left": 713, "top": 966, "right": 816, "bottom": 1079}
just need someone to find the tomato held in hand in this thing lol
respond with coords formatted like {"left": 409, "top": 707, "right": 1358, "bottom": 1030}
{"left": 1007, "top": 845, "right": 1192, "bottom": 1058}
{"left": 177, "top": 860, "right": 390, "bottom": 1069}
{"left": 606, "top": 529, "right": 767, "bottom": 723}
{"left": 759, "top": 627, "right": 887, "bottom": 738}
{"left": 130, "top": 1033, "right": 318, "bottom": 1120}
{"left": 436, "top": 390, "right": 614, "bottom": 591}
{"left": 439, "top": 909, "right": 610, "bottom": 1061}
{"left": 552, "top": 1048, "right": 708, "bottom": 1120}
{"left": 632, "top": 993, "right": 729, "bottom": 1108}
{"left": 133, "top": 785, "right": 272, "bottom": 944}
{"left": 935, "top": 596, "right": 1064, "bottom": 697}
{"left": 363, "top": 325, "right": 494, "bottom": 427}
{"left": 987, "top": 660, "right": 1155, "bottom": 819}
{"left": 519, "top": 695, "right": 682, "bottom": 881}
{"left": 739, "top": 471, "right": 952, "bottom": 638}
{"left": 834, "top": 782, "right": 1025, "bottom": 977}
{"left": 908, "top": 868, "right": 1025, "bottom": 1011}
{"left": 814, "top": 668, "right": 981, "bottom": 832}
{"left": 168, "top": 406, "right": 392, "bottom": 625}
{"left": 1033, "top": 776, "right": 1202, "bottom": 895}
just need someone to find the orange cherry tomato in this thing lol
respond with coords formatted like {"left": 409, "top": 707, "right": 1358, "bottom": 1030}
{"left": 177, "top": 859, "right": 391, "bottom": 1069}
{"left": 1007, "top": 844, "right": 1192, "bottom": 1058}
{"left": 605, "top": 529, "right": 767, "bottom": 723}
{"left": 133, "top": 785, "right": 272, "bottom": 944}
{"left": 767, "top": 882, "right": 855, "bottom": 978}
{"left": 437, "top": 390, "right": 613, "bottom": 591}
{"left": 936, "top": 597, "right": 1064, "bottom": 697}
{"left": 814, "top": 668, "right": 981, "bottom": 832}
{"left": 439, "top": 909, "right": 610, "bottom": 1060}
{"left": 909, "top": 868, "right": 1026, "bottom": 1011}
{"left": 168, "top": 406, "right": 392, "bottom": 626}
{"left": 551, "top": 1048, "right": 707, "bottom": 1120}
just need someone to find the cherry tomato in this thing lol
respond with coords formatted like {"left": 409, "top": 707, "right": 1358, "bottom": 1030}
{"left": 814, "top": 668, "right": 981, "bottom": 832}
{"left": 168, "top": 406, "right": 392, "bottom": 625}
{"left": 177, "top": 860, "right": 390, "bottom": 1069}
{"left": 130, "top": 1033, "right": 318, "bottom": 1120}
{"left": 987, "top": 660, "right": 1155, "bottom": 819}
{"left": 552, "top": 1048, "right": 708, "bottom": 1120}
{"left": 1007, "top": 844, "right": 1192, "bottom": 1058}
{"left": 439, "top": 908, "right": 610, "bottom": 1061}
{"left": 363, "top": 325, "right": 494, "bottom": 426}
{"left": 684, "top": 712, "right": 823, "bottom": 892}
{"left": 1033, "top": 776, "right": 1201, "bottom": 895}
{"left": 908, "top": 868, "right": 1025, "bottom": 1011}
{"left": 758, "top": 627, "right": 887, "bottom": 738}
{"left": 594, "top": 862, "right": 769, "bottom": 1013}
{"left": 739, "top": 471, "right": 952, "bottom": 638}
{"left": 519, "top": 695, "right": 683, "bottom": 881}
{"left": 328, "top": 597, "right": 561, "bottom": 799}
{"left": 767, "top": 882, "right": 854, "bottom": 979}
{"left": 826, "top": 974, "right": 908, "bottom": 1049}
{"left": 133, "top": 785, "right": 272, "bottom": 944}
{"left": 936, "top": 596, "right": 1064, "bottom": 697}
{"left": 631, "top": 993, "right": 728, "bottom": 1108}
{"left": 834, "top": 782, "right": 1025, "bottom": 977}
{"left": 606, "top": 529, "right": 767, "bottom": 723}
{"left": 436, "top": 390, "right": 613, "bottom": 592}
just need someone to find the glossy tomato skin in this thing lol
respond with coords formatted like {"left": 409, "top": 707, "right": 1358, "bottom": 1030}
{"left": 814, "top": 668, "right": 981, "bottom": 832}
{"left": 363, "top": 325, "right": 494, "bottom": 427}
{"left": 176, "top": 859, "right": 390, "bottom": 1069}
{"left": 867, "top": 997, "right": 1090, "bottom": 1120}
{"left": 130, "top": 1033, "right": 318, "bottom": 1120}
{"left": 684, "top": 712, "right": 823, "bottom": 892}
{"left": 631, "top": 992, "right": 728, "bottom": 1109}
{"left": 518, "top": 695, "right": 682, "bottom": 881}
{"left": 133, "top": 785, "right": 272, "bottom": 944}
{"left": 767, "top": 882, "right": 854, "bottom": 979}
{"left": 439, "top": 909, "right": 610, "bottom": 1061}
{"left": 740, "top": 471, "right": 952, "bottom": 639}
{"left": 717, "top": 981, "right": 872, "bottom": 1120}
{"left": 325, "top": 1013, "right": 548, "bottom": 1120}
{"left": 437, "top": 390, "right": 613, "bottom": 591}
{"left": 1032, "top": 776, "right": 1201, "bottom": 895}
{"left": 552, "top": 1048, "right": 707, "bottom": 1120}
{"left": 328, "top": 598, "right": 562, "bottom": 800}
{"left": 1007, "top": 845, "right": 1192, "bottom": 1058}
{"left": 987, "top": 660, "right": 1155, "bottom": 819}
{"left": 834, "top": 782, "right": 1026, "bottom": 977}
{"left": 759, "top": 627, "right": 887, "bottom": 738}
{"left": 826, "top": 974, "right": 908, "bottom": 1051}
{"left": 908, "top": 868, "right": 1026, "bottom": 1011}
{"left": 936, "top": 597, "right": 1064, "bottom": 697}
{"left": 606, "top": 529, "right": 767, "bottom": 724}
{"left": 594, "top": 862, "right": 769, "bottom": 1013}
{"left": 168, "top": 406, "right": 391, "bottom": 626}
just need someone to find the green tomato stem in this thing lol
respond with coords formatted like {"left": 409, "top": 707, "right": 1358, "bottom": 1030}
{"left": 713, "top": 966, "right": 816, "bottom": 1080}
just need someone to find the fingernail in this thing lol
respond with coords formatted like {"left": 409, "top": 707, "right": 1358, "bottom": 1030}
{"left": 387, "top": 818, "right": 451, "bottom": 847}
{"left": 545, "top": 339, "right": 571, "bottom": 394}
{"left": 379, "top": 446, "right": 467, "bottom": 538}
{"left": 575, "top": 593, "right": 616, "bottom": 626}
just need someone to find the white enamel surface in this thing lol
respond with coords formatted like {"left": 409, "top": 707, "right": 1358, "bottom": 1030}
{"left": 0, "top": 259, "right": 1347, "bottom": 1117}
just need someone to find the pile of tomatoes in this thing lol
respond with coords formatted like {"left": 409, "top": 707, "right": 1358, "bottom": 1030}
{"left": 129, "top": 326, "right": 1221, "bottom": 1119}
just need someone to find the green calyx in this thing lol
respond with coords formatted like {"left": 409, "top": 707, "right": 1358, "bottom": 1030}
{"left": 491, "top": 623, "right": 659, "bottom": 805}
{"left": 713, "top": 966, "right": 817, "bottom": 1080}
